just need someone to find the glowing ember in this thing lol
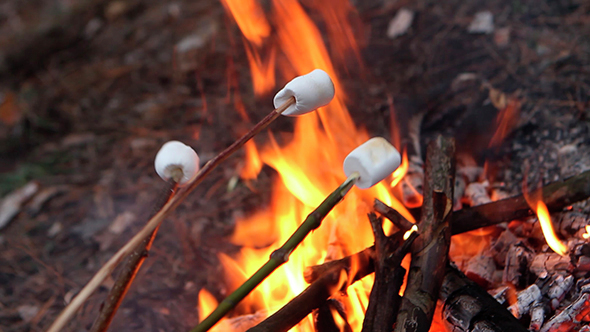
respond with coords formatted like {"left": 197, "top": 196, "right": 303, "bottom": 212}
{"left": 583, "top": 225, "right": 590, "bottom": 239}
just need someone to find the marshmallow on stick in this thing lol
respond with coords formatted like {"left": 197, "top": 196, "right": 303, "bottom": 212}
{"left": 343, "top": 137, "right": 402, "bottom": 189}
{"left": 154, "top": 141, "right": 200, "bottom": 186}
{"left": 273, "top": 69, "right": 335, "bottom": 116}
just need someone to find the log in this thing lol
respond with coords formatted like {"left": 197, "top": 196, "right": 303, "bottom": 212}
{"left": 451, "top": 169, "right": 590, "bottom": 235}
{"left": 394, "top": 136, "right": 455, "bottom": 332}
{"left": 440, "top": 264, "right": 528, "bottom": 332}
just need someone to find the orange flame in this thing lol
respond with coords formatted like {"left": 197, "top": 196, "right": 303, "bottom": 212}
{"left": 523, "top": 181, "right": 568, "bottom": 256}
{"left": 533, "top": 200, "right": 568, "bottom": 256}
{"left": 208, "top": 0, "right": 416, "bottom": 331}
{"left": 220, "top": 0, "right": 270, "bottom": 47}
{"left": 489, "top": 98, "right": 520, "bottom": 148}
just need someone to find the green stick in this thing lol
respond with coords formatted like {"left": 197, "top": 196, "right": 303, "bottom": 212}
{"left": 190, "top": 173, "right": 360, "bottom": 332}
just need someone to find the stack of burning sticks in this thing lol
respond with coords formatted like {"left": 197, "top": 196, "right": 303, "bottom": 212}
{"left": 223, "top": 136, "right": 590, "bottom": 332}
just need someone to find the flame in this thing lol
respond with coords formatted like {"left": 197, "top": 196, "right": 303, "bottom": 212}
{"left": 583, "top": 225, "right": 590, "bottom": 239}
{"left": 533, "top": 200, "right": 568, "bottom": 256}
{"left": 390, "top": 150, "right": 409, "bottom": 188}
{"left": 220, "top": 0, "right": 270, "bottom": 47}
{"left": 204, "top": 0, "right": 416, "bottom": 331}
{"left": 523, "top": 181, "right": 568, "bottom": 256}
{"left": 488, "top": 98, "right": 520, "bottom": 148}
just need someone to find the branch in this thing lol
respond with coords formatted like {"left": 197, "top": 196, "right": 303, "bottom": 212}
{"left": 451, "top": 169, "right": 590, "bottom": 235}
{"left": 395, "top": 135, "right": 455, "bottom": 332}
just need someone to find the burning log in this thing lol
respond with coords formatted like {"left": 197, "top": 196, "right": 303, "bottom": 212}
{"left": 530, "top": 252, "right": 574, "bottom": 277}
{"left": 548, "top": 275, "right": 574, "bottom": 310}
{"left": 451, "top": 169, "right": 590, "bottom": 235}
{"left": 540, "top": 286, "right": 590, "bottom": 332}
{"left": 249, "top": 229, "right": 416, "bottom": 332}
{"left": 463, "top": 249, "right": 496, "bottom": 288}
{"left": 440, "top": 264, "right": 528, "bottom": 332}
{"left": 503, "top": 242, "right": 534, "bottom": 288}
{"left": 361, "top": 213, "right": 417, "bottom": 332}
{"left": 315, "top": 299, "right": 352, "bottom": 332}
{"left": 394, "top": 136, "right": 455, "bottom": 332}
{"left": 508, "top": 283, "right": 542, "bottom": 318}
{"left": 529, "top": 300, "right": 547, "bottom": 332}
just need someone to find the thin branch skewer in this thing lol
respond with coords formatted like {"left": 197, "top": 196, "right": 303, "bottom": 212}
{"left": 46, "top": 97, "right": 295, "bottom": 332}
{"left": 190, "top": 172, "right": 360, "bottom": 332}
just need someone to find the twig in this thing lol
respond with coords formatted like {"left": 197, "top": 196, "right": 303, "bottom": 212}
{"left": 395, "top": 135, "right": 455, "bottom": 332}
{"left": 190, "top": 173, "right": 359, "bottom": 332}
{"left": 46, "top": 97, "right": 295, "bottom": 332}
{"left": 373, "top": 198, "right": 415, "bottom": 231}
{"left": 362, "top": 213, "right": 418, "bottom": 332}
{"left": 249, "top": 231, "right": 416, "bottom": 332}
{"left": 89, "top": 181, "right": 178, "bottom": 332}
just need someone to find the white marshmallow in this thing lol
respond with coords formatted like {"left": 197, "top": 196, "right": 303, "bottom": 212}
{"left": 154, "top": 141, "right": 200, "bottom": 186}
{"left": 273, "top": 69, "right": 335, "bottom": 116}
{"left": 343, "top": 137, "right": 401, "bottom": 189}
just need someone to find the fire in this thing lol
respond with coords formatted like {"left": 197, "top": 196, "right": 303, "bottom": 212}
{"left": 533, "top": 200, "right": 568, "bottom": 256}
{"left": 196, "top": 0, "right": 418, "bottom": 330}
{"left": 583, "top": 225, "right": 590, "bottom": 239}
{"left": 523, "top": 180, "right": 568, "bottom": 256}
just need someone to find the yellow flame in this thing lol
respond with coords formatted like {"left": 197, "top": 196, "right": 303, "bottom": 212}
{"left": 535, "top": 201, "right": 568, "bottom": 256}
{"left": 583, "top": 225, "right": 590, "bottom": 239}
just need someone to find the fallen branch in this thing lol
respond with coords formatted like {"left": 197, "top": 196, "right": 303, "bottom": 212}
{"left": 451, "top": 169, "right": 590, "bottom": 234}
{"left": 440, "top": 264, "right": 528, "bottom": 332}
{"left": 395, "top": 135, "right": 455, "bottom": 332}
{"left": 46, "top": 97, "right": 295, "bottom": 332}
{"left": 89, "top": 182, "right": 178, "bottom": 332}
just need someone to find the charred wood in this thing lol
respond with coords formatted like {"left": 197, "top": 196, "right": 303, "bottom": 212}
{"left": 361, "top": 214, "right": 417, "bottom": 332}
{"left": 502, "top": 242, "right": 534, "bottom": 288}
{"left": 440, "top": 264, "right": 528, "bottom": 332}
{"left": 464, "top": 249, "right": 496, "bottom": 288}
{"left": 530, "top": 253, "right": 574, "bottom": 277}
{"left": 490, "top": 230, "right": 519, "bottom": 267}
{"left": 540, "top": 286, "right": 590, "bottom": 332}
{"left": 315, "top": 299, "right": 352, "bottom": 332}
{"left": 394, "top": 136, "right": 455, "bottom": 332}
{"left": 508, "top": 284, "right": 542, "bottom": 318}
{"left": 529, "top": 300, "right": 547, "bottom": 332}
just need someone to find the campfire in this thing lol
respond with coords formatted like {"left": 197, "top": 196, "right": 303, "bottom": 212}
{"left": 36, "top": 1, "right": 590, "bottom": 332}
{"left": 194, "top": 1, "right": 590, "bottom": 332}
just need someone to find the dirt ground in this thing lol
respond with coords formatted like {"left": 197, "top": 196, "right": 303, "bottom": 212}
{"left": 0, "top": 0, "right": 589, "bottom": 331}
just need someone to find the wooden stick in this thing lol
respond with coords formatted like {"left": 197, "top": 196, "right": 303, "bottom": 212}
{"left": 451, "top": 169, "right": 590, "bottom": 235}
{"left": 191, "top": 173, "right": 359, "bottom": 332}
{"left": 249, "top": 232, "right": 417, "bottom": 332}
{"left": 89, "top": 182, "right": 178, "bottom": 332}
{"left": 362, "top": 213, "right": 418, "bottom": 332}
{"left": 373, "top": 199, "right": 414, "bottom": 231}
{"left": 394, "top": 135, "right": 455, "bottom": 332}
{"left": 441, "top": 264, "right": 528, "bottom": 332}
{"left": 46, "top": 97, "right": 295, "bottom": 332}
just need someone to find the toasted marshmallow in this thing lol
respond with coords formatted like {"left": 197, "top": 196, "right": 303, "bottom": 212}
{"left": 154, "top": 141, "right": 199, "bottom": 186}
{"left": 273, "top": 69, "right": 335, "bottom": 116}
{"left": 343, "top": 137, "right": 401, "bottom": 189}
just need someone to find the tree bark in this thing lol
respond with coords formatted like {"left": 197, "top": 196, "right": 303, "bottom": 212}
{"left": 394, "top": 136, "right": 455, "bottom": 332}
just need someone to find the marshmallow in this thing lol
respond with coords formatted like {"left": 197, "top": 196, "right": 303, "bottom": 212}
{"left": 273, "top": 69, "right": 335, "bottom": 116}
{"left": 343, "top": 137, "right": 401, "bottom": 189}
{"left": 154, "top": 141, "right": 200, "bottom": 186}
